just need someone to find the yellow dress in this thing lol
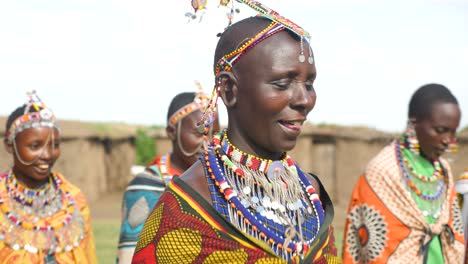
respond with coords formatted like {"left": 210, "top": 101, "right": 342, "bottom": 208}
{"left": 0, "top": 171, "right": 97, "bottom": 263}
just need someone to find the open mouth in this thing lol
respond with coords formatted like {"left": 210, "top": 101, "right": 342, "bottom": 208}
{"left": 35, "top": 164, "right": 50, "bottom": 174}
{"left": 279, "top": 120, "right": 303, "bottom": 131}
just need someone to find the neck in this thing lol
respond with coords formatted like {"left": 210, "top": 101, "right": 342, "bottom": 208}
{"left": 224, "top": 129, "right": 284, "bottom": 161}
{"left": 11, "top": 169, "right": 50, "bottom": 189}
{"left": 169, "top": 151, "right": 190, "bottom": 173}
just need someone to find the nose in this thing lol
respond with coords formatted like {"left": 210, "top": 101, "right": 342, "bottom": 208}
{"left": 441, "top": 131, "right": 457, "bottom": 148}
{"left": 291, "top": 82, "right": 316, "bottom": 113}
{"left": 39, "top": 144, "right": 53, "bottom": 160}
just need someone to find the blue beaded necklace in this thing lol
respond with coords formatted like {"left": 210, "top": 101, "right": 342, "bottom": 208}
{"left": 202, "top": 132, "right": 325, "bottom": 259}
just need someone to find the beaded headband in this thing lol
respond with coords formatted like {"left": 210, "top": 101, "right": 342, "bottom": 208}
{"left": 168, "top": 81, "right": 210, "bottom": 128}
{"left": 215, "top": 0, "right": 314, "bottom": 75}
{"left": 6, "top": 91, "right": 58, "bottom": 144}
{"left": 195, "top": 0, "right": 314, "bottom": 129}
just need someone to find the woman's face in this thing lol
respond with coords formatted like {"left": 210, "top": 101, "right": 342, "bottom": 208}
{"left": 414, "top": 102, "right": 461, "bottom": 160}
{"left": 8, "top": 126, "right": 61, "bottom": 188}
{"left": 228, "top": 31, "right": 317, "bottom": 159}
{"left": 175, "top": 110, "right": 220, "bottom": 167}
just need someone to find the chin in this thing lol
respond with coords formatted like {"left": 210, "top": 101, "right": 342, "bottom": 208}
{"left": 279, "top": 141, "right": 297, "bottom": 153}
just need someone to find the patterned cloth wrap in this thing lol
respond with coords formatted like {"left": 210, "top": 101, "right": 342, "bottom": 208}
{"left": 342, "top": 141, "right": 465, "bottom": 264}
{"left": 132, "top": 175, "right": 340, "bottom": 264}
{"left": 0, "top": 172, "right": 97, "bottom": 264}
{"left": 117, "top": 165, "right": 166, "bottom": 264}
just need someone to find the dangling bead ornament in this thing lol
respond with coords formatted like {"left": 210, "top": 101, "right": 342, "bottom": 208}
{"left": 203, "top": 131, "right": 325, "bottom": 260}
{"left": 404, "top": 120, "right": 420, "bottom": 155}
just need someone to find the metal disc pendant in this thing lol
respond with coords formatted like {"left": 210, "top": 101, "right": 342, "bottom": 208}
{"left": 298, "top": 54, "right": 306, "bottom": 62}
{"left": 251, "top": 196, "right": 259, "bottom": 204}
{"left": 267, "top": 161, "right": 284, "bottom": 180}
{"left": 262, "top": 196, "right": 272, "bottom": 208}
{"left": 308, "top": 56, "right": 314, "bottom": 64}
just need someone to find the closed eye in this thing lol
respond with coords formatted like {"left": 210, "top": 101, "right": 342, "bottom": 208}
{"left": 270, "top": 79, "right": 292, "bottom": 90}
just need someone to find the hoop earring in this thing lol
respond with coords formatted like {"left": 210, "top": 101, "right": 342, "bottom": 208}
{"left": 176, "top": 122, "right": 202, "bottom": 157}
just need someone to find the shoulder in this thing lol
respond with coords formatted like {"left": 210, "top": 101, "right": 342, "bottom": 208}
{"left": 364, "top": 142, "right": 397, "bottom": 179}
{"left": 55, "top": 173, "right": 85, "bottom": 197}
{"left": 54, "top": 173, "right": 91, "bottom": 211}
{"left": 179, "top": 160, "right": 212, "bottom": 205}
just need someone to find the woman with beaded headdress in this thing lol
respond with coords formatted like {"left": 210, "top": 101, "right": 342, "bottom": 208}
{"left": 342, "top": 84, "right": 464, "bottom": 263}
{"left": 132, "top": 1, "right": 340, "bottom": 263}
{"left": 0, "top": 91, "right": 97, "bottom": 263}
{"left": 117, "top": 84, "right": 219, "bottom": 263}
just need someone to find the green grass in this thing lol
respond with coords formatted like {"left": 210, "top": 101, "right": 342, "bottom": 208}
{"left": 93, "top": 219, "right": 120, "bottom": 264}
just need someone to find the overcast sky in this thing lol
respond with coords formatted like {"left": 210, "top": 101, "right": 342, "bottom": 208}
{"left": 0, "top": 0, "right": 467, "bottom": 133}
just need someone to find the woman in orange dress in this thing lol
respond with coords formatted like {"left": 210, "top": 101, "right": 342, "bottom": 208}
{"left": 342, "top": 84, "right": 464, "bottom": 263}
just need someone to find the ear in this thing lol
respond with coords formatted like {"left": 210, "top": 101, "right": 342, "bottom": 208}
{"left": 217, "top": 71, "right": 238, "bottom": 109}
{"left": 166, "top": 125, "right": 176, "bottom": 141}
{"left": 3, "top": 138, "right": 13, "bottom": 154}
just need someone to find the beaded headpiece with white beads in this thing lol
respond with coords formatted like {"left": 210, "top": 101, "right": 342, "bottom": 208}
{"left": 193, "top": 0, "right": 314, "bottom": 129}
{"left": 6, "top": 90, "right": 59, "bottom": 144}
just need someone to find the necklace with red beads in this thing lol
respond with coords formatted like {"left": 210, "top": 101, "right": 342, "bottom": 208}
{"left": 203, "top": 131, "right": 325, "bottom": 260}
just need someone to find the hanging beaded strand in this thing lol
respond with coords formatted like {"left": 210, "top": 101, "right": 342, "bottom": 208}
{"left": 205, "top": 131, "right": 324, "bottom": 259}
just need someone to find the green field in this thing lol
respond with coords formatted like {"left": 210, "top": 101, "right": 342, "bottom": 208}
{"left": 93, "top": 219, "right": 120, "bottom": 264}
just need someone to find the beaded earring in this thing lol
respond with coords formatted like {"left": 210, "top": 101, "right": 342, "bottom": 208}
{"left": 196, "top": 79, "right": 220, "bottom": 138}
{"left": 404, "top": 120, "right": 420, "bottom": 155}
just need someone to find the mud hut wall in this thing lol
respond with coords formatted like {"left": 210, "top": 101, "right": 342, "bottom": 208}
{"left": 104, "top": 141, "right": 136, "bottom": 192}
{"left": 309, "top": 142, "right": 337, "bottom": 203}
{"left": 289, "top": 136, "right": 314, "bottom": 172}
{"left": 55, "top": 139, "right": 108, "bottom": 202}
{"left": 334, "top": 139, "right": 389, "bottom": 206}
{"left": 154, "top": 136, "right": 172, "bottom": 158}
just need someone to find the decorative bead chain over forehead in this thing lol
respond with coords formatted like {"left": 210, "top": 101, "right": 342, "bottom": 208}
{"left": 215, "top": 21, "right": 284, "bottom": 75}
{"left": 168, "top": 81, "right": 210, "bottom": 128}
{"left": 6, "top": 90, "right": 59, "bottom": 144}
{"left": 215, "top": 0, "right": 314, "bottom": 76}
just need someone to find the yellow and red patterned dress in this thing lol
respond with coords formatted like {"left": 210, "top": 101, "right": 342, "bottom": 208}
{"left": 132, "top": 176, "right": 340, "bottom": 263}
{"left": 0, "top": 171, "right": 97, "bottom": 263}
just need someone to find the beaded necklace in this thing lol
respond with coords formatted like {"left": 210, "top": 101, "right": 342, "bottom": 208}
{"left": 158, "top": 154, "right": 171, "bottom": 184}
{"left": 0, "top": 171, "right": 86, "bottom": 253}
{"left": 5, "top": 172, "right": 58, "bottom": 210}
{"left": 395, "top": 140, "right": 447, "bottom": 221}
{"left": 400, "top": 137, "right": 442, "bottom": 182}
{"left": 396, "top": 142, "right": 445, "bottom": 201}
{"left": 204, "top": 132, "right": 324, "bottom": 260}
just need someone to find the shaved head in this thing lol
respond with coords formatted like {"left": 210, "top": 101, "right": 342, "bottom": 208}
{"left": 213, "top": 16, "right": 272, "bottom": 74}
